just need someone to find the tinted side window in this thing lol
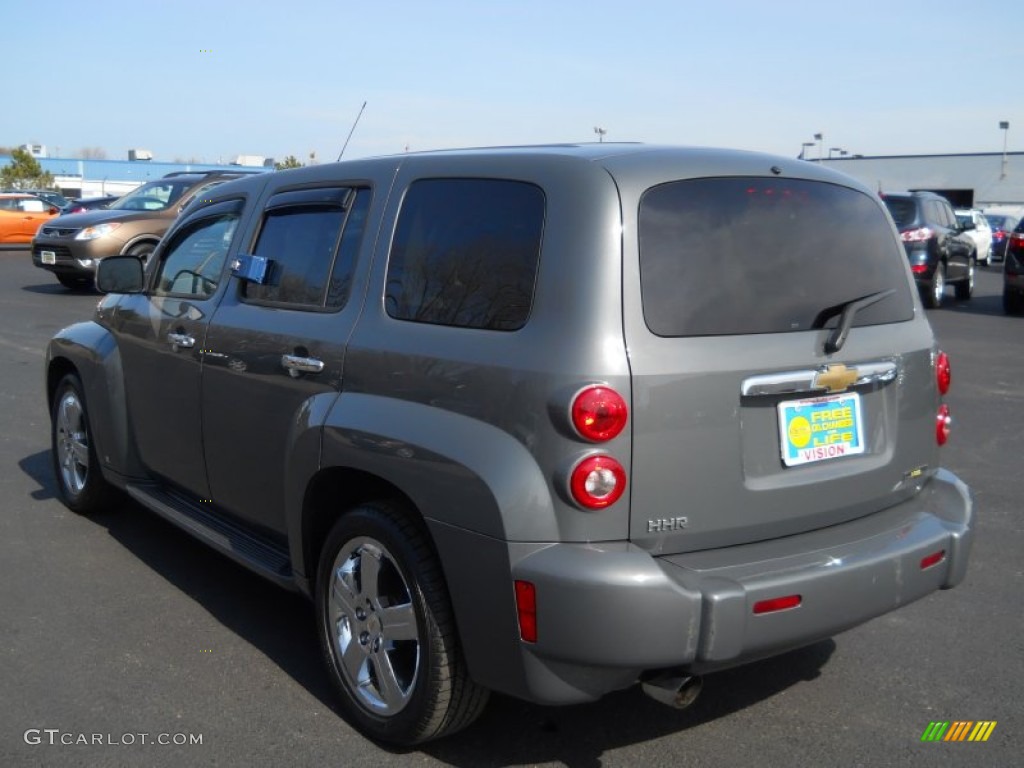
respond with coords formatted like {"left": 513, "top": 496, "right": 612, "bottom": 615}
{"left": 245, "top": 205, "right": 346, "bottom": 307}
{"left": 638, "top": 178, "right": 915, "bottom": 337}
{"left": 884, "top": 197, "right": 916, "bottom": 228}
{"left": 154, "top": 209, "right": 240, "bottom": 298}
{"left": 385, "top": 179, "right": 544, "bottom": 330}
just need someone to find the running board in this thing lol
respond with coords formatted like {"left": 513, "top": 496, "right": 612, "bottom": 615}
{"left": 124, "top": 483, "right": 295, "bottom": 589}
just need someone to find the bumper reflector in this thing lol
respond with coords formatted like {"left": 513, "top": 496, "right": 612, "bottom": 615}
{"left": 753, "top": 594, "right": 802, "bottom": 615}
{"left": 514, "top": 580, "right": 537, "bottom": 642}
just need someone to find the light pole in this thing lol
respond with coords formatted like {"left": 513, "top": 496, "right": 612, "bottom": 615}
{"left": 814, "top": 132, "right": 823, "bottom": 161}
{"left": 594, "top": 126, "right": 607, "bottom": 143}
{"left": 800, "top": 141, "right": 815, "bottom": 159}
{"left": 829, "top": 147, "right": 843, "bottom": 159}
{"left": 1000, "top": 121, "right": 1010, "bottom": 179}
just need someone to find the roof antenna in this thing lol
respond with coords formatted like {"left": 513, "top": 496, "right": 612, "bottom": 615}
{"left": 337, "top": 101, "right": 367, "bottom": 161}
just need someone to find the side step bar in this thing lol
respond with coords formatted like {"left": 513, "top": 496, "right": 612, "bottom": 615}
{"left": 124, "top": 483, "right": 295, "bottom": 589}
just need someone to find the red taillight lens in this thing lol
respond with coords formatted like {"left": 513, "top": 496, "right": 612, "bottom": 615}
{"left": 753, "top": 594, "right": 802, "bottom": 614}
{"left": 514, "top": 580, "right": 537, "bottom": 642}
{"left": 936, "top": 404, "right": 951, "bottom": 445}
{"left": 570, "top": 454, "right": 626, "bottom": 509}
{"left": 936, "top": 351, "right": 951, "bottom": 395}
{"left": 571, "top": 385, "right": 628, "bottom": 442}
{"left": 910, "top": 264, "right": 929, "bottom": 274}
{"left": 901, "top": 227, "right": 934, "bottom": 243}
{"left": 920, "top": 549, "right": 946, "bottom": 570}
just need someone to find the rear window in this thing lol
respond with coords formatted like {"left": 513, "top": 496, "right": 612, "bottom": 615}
{"left": 639, "top": 178, "right": 915, "bottom": 337}
{"left": 882, "top": 196, "right": 916, "bottom": 229}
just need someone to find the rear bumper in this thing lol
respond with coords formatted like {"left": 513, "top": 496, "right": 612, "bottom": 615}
{"left": 501, "top": 469, "right": 972, "bottom": 703}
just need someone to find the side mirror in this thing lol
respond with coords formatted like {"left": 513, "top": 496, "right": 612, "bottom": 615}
{"left": 96, "top": 255, "right": 145, "bottom": 294}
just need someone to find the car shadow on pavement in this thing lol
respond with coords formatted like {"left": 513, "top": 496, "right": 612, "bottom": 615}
{"left": 21, "top": 282, "right": 95, "bottom": 295}
{"left": 421, "top": 640, "right": 835, "bottom": 767}
{"left": 19, "top": 450, "right": 57, "bottom": 501}
{"left": 20, "top": 450, "right": 835, "bottom": 761}
{"left": 943, "top": 293, "right": 1005, "bottom": 317}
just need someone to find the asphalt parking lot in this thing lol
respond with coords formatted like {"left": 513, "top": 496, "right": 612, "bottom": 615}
{"left": 1, "top": 248, "right": 1020, "bottom": 767}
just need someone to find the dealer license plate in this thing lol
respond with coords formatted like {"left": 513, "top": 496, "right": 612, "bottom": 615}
{"left": 778, "top": 392, "right": 865, "bottom": 467}
{"left": 41, "top": 250, "right": 56, "bottom": 265}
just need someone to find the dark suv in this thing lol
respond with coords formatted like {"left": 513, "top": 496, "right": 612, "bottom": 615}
{"left": 882, "top": 191, "right": 976, "bottom": 308}
{"left": 1003, "top": 218, "right": 1024, "bottom": 314}
{"left": 31, "top": 170, "right": 261, "bottom": 289}
{"left": 46, "top": 145, "right": 973, "bottom": 745}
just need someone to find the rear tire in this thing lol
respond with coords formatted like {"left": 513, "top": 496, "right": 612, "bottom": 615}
{"left": 954, "top": 258, "right": 975, "bottom": 300}
{"left": 51, "top": 373, "right": 115, "bottom": 514}
{"left": 1004, "top": 289, "right": 1024, "bottom": 316}
{"left": 922, "top": 262, "right": 945, "bottom": 308}
{"left": 316, "top": 501, "right": 488, "bottom": 745}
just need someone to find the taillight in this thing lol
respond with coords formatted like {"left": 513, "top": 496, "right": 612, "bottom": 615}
{"left": 514, "top": 580, "right": 537, "bottom": 643}
{"left": 920, "top": 550, "right": 946, "bottom": 570}
{"left": 935, "top": 351, "right": 951, "bottom": 394}
{"left": 936, "top": 404, "right": 951, "bottom": 446}
{"left": 569, "top": 454, "right": 626, "bottom": 509}
{"left": 571, "top": 385, "right": 628, "bottom": 442}
{"left": 901, "top": 227, "right": 934, "bottom": 243}
{"left": 910, "top": 264, "right": 928, "bottom": 274}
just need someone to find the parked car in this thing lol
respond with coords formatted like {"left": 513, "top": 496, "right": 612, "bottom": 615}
{"left": 31, "top": 171, "right": 259, "bottom": 289}
{"left": 2, "top": 188, "right": 70, "bottom": 211}
{"left": 0, "top": 193, "right": 61, "bottom": 244}
{"left": 1003, "top": 218, "right": 1024, "bottom": 314}
{"left": 983, "top": 213, "right": 1018, "bottom": 262}
{"left": 882, "top": 191, "right": 976, "bottom": 307}
{"left": 47, "top": 145, "right": 973, "bottom": 745}
{"left": 62, "top": 195, "right": 120, "bottom": 215}
{"left": 954, "top": 208, "right": 993, "bottom": 265}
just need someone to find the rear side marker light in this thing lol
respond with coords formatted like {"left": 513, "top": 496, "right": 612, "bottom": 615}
{"left": 920, "top": 550, "right": 946, "bottom": 570}
{"left": 936, "top": 404, "right": 951, "bottom": 446}
{"left": 514, "top": 580, "right": 537, "bottom": 643}
{"left": 753, "top": 595, "right": 802, "bottom": 614}
{"left": 570, "top": 454, "right": 627, "bottom": 509}
{"left": 935, "top": 351, "right": 951, "bottom": 394}
{"left": 571, "top": 385, "right": 628, "bottom": 442}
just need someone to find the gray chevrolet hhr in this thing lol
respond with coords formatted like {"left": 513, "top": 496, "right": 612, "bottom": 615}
{"left": 46, "top": 144, "right": 973, "bottom": 745}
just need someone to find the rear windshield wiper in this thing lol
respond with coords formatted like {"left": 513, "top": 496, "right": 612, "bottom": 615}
{"left": 813, "top": 289, "right": 897, "bottom": 354}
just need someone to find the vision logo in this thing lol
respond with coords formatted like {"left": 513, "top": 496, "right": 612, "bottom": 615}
{"left": 921, "top": 721, "right": 997, "bottom": 742}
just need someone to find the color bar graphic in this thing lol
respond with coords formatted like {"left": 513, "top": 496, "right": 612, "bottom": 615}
{"left": 921, "top": 721, "right": 996, "bottom": 742}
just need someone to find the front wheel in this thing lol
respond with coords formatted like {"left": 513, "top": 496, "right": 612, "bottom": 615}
{"left": 124, "top": 242, "right": 155, "bottom": 268}
{"left": 51, "top": 373, "right": 114, "bottom": 514}
{"left": 316, "top": 502, "right": 488, "bottom": 745}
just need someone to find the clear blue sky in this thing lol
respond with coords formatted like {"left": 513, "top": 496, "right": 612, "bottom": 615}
{"left": 6, "top": 0, "right": 1021, "bottom": 163}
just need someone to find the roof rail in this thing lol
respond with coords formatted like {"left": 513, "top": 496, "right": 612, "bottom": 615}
{"left": 161, "top": 169, "right": 266, "bottom": 179}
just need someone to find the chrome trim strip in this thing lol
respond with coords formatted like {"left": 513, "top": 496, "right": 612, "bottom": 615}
{"left": 741, "top": 362, "right": 897, "bottom": 397}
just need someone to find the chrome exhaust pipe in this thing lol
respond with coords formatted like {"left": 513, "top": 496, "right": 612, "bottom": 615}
{"left": 640, "top": 672, "right": 703, "bottom": 710}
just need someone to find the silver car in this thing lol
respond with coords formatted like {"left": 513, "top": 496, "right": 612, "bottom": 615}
{"left": 47, "top": 144, "right": 973, "bottom": 745}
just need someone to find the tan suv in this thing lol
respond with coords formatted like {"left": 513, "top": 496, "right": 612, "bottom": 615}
{"left": 31, "top": 170, "right": 263, "bottom": 289}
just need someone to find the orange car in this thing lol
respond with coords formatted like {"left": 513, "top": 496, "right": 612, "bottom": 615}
{"left": 0, "top": 193, "right": 61, "bottom": 244}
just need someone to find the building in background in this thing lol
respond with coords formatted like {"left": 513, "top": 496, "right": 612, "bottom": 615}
{"left": 816, "top": 152, "right": 1024, "bottom": 218}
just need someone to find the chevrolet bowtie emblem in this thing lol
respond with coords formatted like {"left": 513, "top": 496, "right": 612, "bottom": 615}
{"left": 814, "top": 364, "right": 859, "bottom": 393}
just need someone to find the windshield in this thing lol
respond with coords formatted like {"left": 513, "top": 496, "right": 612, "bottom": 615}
{"left": 882, "top": 197, "right": 917, "bottom": 229}
{"left": 108, "top": 180, "right": 193, "bottom": 212}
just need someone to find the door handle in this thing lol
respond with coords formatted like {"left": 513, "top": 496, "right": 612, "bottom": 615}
{"left": 167, "top": 332, "right": 195, "bottom": 349}
{"left": 281, "top": 354, "right": 324, "bottom": 375}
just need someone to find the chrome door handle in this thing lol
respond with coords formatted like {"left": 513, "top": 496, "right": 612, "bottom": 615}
{"left": 167, "top": 332, "right": 195, "bottom": 349}
{"left": 281, "top": 354, "right": 324, "bottom": 375}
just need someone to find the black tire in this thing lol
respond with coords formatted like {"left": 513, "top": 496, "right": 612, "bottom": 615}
{"left": 1004, "top": 289, "right": 1024, "bottom": 316}
{"left": 51, "top": 373, "right": 114, "bottom": 514}
{"left": 56, "top": 274, "right": 92, "bottom": 290}
{"left": 125, "top": 241, "right": 156, "bottom": 267}
{"left": 922, "top": 262, "right": 945, "bottom": 308}
{"left": 316, "top": 501, "right": 488, "bottom": 745}
{"left": 954, "top": 257, "right": 975, "bottom": 300}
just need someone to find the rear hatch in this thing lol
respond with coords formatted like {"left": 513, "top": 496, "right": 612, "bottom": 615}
{"left": 624, "top": 175, "right": 937, "bottom": 554}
